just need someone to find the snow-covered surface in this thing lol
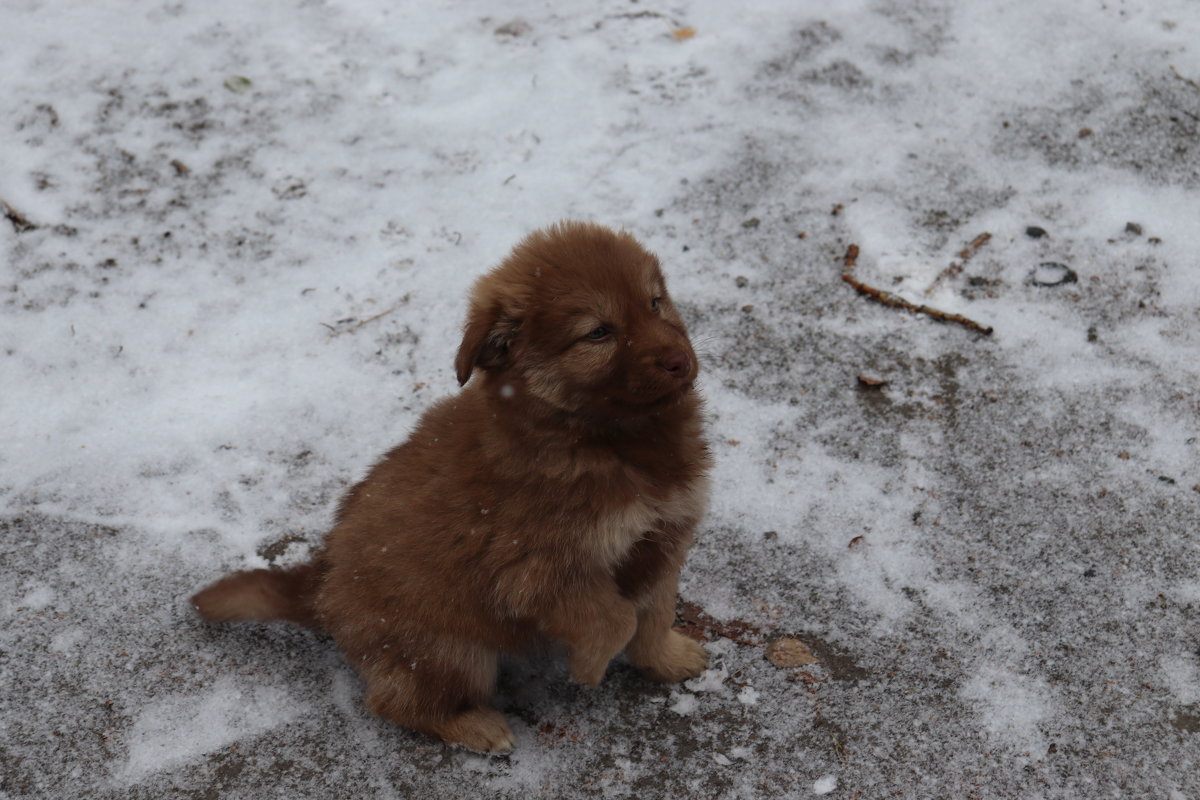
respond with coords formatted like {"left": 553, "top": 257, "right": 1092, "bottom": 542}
{"left": 3, "top": 0, "right": 1199, "bottom": 797}
{"left": 813, "top": 774, "right": 838, "bottom": 796}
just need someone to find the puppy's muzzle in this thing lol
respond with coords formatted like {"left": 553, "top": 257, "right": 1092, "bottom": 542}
{"left": 657, "top": 351, "right": 692, "bottom": 379}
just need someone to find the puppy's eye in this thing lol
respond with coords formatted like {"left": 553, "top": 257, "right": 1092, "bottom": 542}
{"left": 650, "top": 297, "right": 662, "bottom": 311}
{"left": 586, "top": 326, "right": 611, "bottom": 340}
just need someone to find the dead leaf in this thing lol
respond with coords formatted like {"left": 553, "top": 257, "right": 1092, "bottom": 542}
{"left": 672, "top": 26, "right": 696, "bottom": 40}
{"left": 765, "top": 637, "right": 819, "bottom": 668}
{"left": 857, "top": 375, "right": 887, "bottom": 389}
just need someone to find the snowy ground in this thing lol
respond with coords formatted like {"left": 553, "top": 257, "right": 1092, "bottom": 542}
{"left": 3, "top": 0, "right": 1199, "bottom": 797}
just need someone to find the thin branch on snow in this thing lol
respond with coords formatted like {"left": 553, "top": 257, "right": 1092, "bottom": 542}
{"left": 2, "top": 199, "right": 38, "bottom": 233}
{"left": 1170, "top": 64, "right": 1200, "bottom": 91}
{"left": 924, "top": 231, "right": 992, "bottom": 296}
{"left": 323, "top": 306, "right": 400, "bottom": 336}
{"left": 841, "top": 243, "right": 995, "bottom": 335}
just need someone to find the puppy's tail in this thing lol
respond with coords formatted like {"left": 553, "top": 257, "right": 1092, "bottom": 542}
{"left": 192, "top": 560, "right": 324, "bottom": 630}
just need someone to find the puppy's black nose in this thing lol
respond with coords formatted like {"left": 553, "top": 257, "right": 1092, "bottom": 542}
{"left": 659, "top": 352, "right": 690, "bottom": 376}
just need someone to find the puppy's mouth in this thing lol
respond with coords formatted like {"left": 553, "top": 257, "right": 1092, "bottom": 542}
{"left": 633, "top": 348, "right": 698, "bottom": 398}
{"left": 615, "top": 367, "right": 698, "bottom": 410}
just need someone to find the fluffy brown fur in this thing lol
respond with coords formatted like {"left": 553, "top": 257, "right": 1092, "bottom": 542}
{"left": 192, "top": 222, "right": 712, "bottom": 753}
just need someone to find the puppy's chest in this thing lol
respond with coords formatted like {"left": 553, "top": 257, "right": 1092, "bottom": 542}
{"left": 584, "top": 474, "right": 710, "bottom": 570}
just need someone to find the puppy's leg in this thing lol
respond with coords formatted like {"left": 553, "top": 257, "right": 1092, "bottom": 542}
{"left": 499, "top": 564, "right": 637, "bottom": 687}
{"left": 359, "top": 637, "right": 515, "bottom": 753}
{"left": 558, "top": 592, "right": 638, "bottom": 687}
{"left": 625, "top": 568, "right": 708, "bottom": 682}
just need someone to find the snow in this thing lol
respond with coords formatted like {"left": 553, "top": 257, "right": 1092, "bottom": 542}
{"left": 3, "top": 0, "right": 1200, "bottom": 797}
{"left": 119, "top": 678, "right": 301, "bottom": 782}
{"left": 1161, "top": 654, "right": 1200, "bottom": 705}
{"left": 686, "top": 666, "right": 732, "bottom": 695}
{"left": 669, "top": 692, "right": 699, "bottom": 716}
{"left": 960, "top": 665, "right": 1054, "bottom": 758}
{"left": 813, "top": 774, "right": 838, "bottom": 795}
{"left": 737, "top": 686, "right": 760, "bottom": 706}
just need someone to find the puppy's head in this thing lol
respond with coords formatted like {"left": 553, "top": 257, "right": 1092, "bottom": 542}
{"left": 455, "top": 222, "right": 698, "bottom": 417}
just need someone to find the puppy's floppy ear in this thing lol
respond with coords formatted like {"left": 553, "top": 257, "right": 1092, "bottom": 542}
{"left": 454, "top": 296, "right": 520, "bottom": 386}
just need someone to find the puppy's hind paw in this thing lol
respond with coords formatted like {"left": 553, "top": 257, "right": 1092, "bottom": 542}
{"left": 434, "top": 707, "right": 516, "bottom": 754}
{"left": 633, "top": 629, "right": 709, "bottom": 683}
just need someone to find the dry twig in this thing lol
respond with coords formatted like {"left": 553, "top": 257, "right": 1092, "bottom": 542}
{"left": 324, "top": 303, "right": 403, "bottom": 335}
{"left": 2, "top": 199, "right": 37, "bottom": 233}
{"left": 924, "top": 232, "right": 991, "bottom": 295}
{"left": 1171, "top": 64, "right": 1200, "bottom": 91}
{"left": 345, "top": 305, "right": 399, "bottom": 333}
{"left": 841, "top": 244, "right": 994, "bottom": 335}
{"left": 325, "top": 305, "right": 400, "bottom": 336}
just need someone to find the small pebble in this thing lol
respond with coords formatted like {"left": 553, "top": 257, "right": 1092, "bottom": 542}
{"left": 1125, "top": 222, "right": 1143, "bottom": 236}
{"left": 742, "top": 217, "right": 760, "bottom": 229}
{"left": 1025, "top": 226, "right": 1047, "bottom": 239}
{"left": 735, "top": 276, "right": 749, "bottom": 288}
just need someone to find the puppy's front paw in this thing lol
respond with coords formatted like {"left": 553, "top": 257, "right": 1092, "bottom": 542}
{"left": 434, "top": 707, "right": 516, "bottom": 754}
{"left": 633, "top": 629, "right": 708, "bottom": 683}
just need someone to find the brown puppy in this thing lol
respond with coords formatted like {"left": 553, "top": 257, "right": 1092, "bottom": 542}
{"left": 192, "top": 222, "right": 711, "bottom": 752}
